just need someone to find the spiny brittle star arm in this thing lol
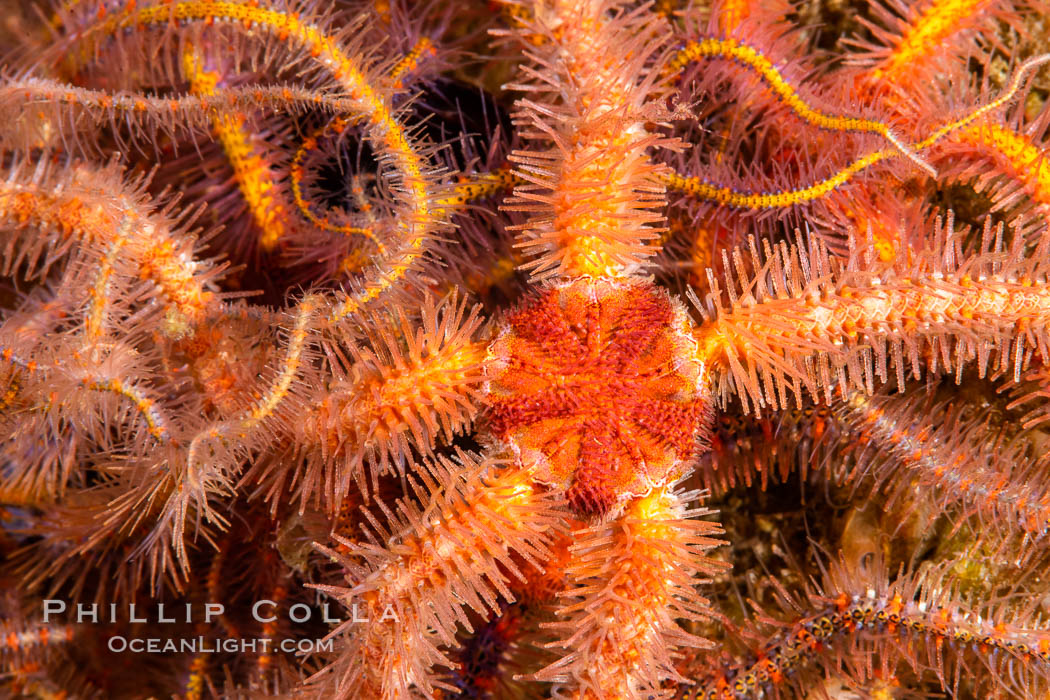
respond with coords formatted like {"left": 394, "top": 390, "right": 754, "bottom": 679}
{"left": 62, "top": 0, "right": 436, "bottom": 323}
{"left": 664, "top": 52, "right": 1050, "bottom": 210}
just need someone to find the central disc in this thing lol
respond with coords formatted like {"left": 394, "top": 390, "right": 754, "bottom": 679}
{"left": 485, "top": 278, "right": 710, "bottom": 516}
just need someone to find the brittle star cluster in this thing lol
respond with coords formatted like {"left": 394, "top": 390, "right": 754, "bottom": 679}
{"left": 2, "top": 0, "right": 1050, "bottom": 698}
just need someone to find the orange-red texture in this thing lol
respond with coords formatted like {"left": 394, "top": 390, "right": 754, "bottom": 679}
{"left": 485, "top": 278, "right": 709, "bottom": 516}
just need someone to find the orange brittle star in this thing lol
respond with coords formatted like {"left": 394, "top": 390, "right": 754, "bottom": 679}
{"left": 7, "top": 0, "right": 1050, "bottom": 697}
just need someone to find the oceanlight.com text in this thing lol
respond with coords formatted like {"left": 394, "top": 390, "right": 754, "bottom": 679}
{"left": 106, "top": 636, "right": 336, "bottom": 654}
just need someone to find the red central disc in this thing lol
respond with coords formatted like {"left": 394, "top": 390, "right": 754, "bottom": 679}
{"left": 486, "top": 278, "right": 711, "bottom": 517}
